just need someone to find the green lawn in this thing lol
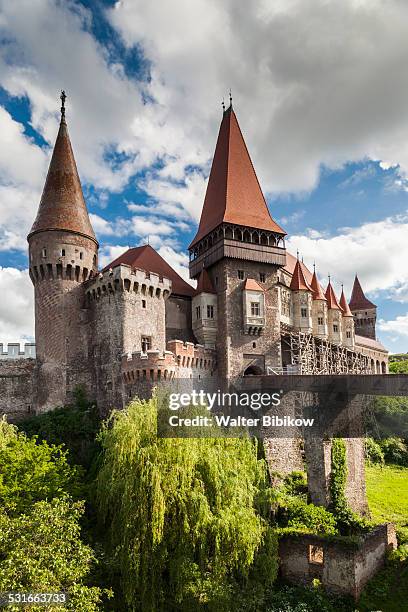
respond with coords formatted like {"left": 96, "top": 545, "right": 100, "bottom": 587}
{"left": 366, "top": 463, "right": 408, "bottom": 542}
{"left": 358, "top": 464, "right": 408, "bottom": 612}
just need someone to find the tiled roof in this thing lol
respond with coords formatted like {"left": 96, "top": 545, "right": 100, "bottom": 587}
{"left": 325, "top": 281, "right": 341, "bottom": 310}
{"left": 284, "top": 252, "right": 313, "bottom": 284}
{"left": 310, "top": 269, "right": 326, "bottom": 301}
{"left": 339, "top": 288, "right": 353, "bottom": 317}
{"left": 243, "top": 278, "right": 264, "bottom": 291}
{"left": 349, "top": 275, "right": 376, "bottom": 310}
{"left": 289, "top": 259, "right": 312, "bottom": 291}
{"left": 104, "top": 245, "right": 195, "bottom": 297}
{"left": 195, "top": 269, "right": 216, "bottom": 295}
{"left": 355, "top": 335, "right": 387, "bottom": 353}
{"left": 189, "top": 106, "right": 286, "bottom": 248}
{"left": 28, "top": 117, "right": 97, "bottom": 243}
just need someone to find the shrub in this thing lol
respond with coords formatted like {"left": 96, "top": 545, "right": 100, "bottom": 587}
{"left": 0, "top": 418, "right": 83, "bottom": 515}
{"left": 365, "top": 437, "right": 384, "bottom": 465}
{"left": 0, "top": 499, "right": 110, "bottom": 611}
{"left": 379, "top": 437, "right": 408, "bottom": 466}
{"left": 276, "top": 497, "right": 337, "bottom": 535}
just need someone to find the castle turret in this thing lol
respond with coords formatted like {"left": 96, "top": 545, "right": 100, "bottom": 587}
{"left": 325, "top": 280, "right": 342, "bottom": 344}
{"left": 290, "top": 259, "right": 312, "bottom": 332}
{"left": 340, "top": 286, "right": 355, "bottom": 349}
{"left": 310, "top": 266, "right": 328, "bottom": 339}
{"left": 27, "top": 92, "right": 98, "bottom": 411}
{"left": 192, "top": 269, "right": 218, "bottom": 347}
{"left": 349, "top": 275, "right": 377, "bottom": 340}
{"left": 188, "top": 101, "right": 286, "bottom": 378}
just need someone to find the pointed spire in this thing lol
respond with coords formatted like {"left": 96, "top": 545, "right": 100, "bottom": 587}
{"left": 28, "top": 93, "right": 97, "bottom": 244}
{"left": 195, "top": 268, "right": 216, "bottom": 295}
{"left": 340, "top": 286, "right": 353, "bottom": 317}
{"left": 310, "top": 267, "right": 326, "bottom": 301}
{"left": 189, "top": 106, "right": 286, "bottom": 248}
{"left": 325, "top": 280, "right": 341, "bottom": 310}
{"left": 349, "top": 275, "right": 376, "bottom": 310}
{"left": 290, "top": 259, "right": 312, "bottom": 291}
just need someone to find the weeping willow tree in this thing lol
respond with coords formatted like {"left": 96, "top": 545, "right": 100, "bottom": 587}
{"left": 95, "top": 397, "right": 278, "bottom": 612}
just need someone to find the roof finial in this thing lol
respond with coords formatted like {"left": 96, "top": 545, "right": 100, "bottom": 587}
{"left": 313, "top": 261, "right": 316, "bottom": 271}
{"left": 229, "top": 88, "right": 232, "bottom": 108}
{"left": 60, "top": 90, "right": 66, "bottom": 122}
{"left": 222, "top": 97, "right": 225, "bottom": 113}
{"left": 296, "top": 249, "right": 299, "bottom": 260}
{"left": 328, "top": 274, "right": 331, "bottom": 283}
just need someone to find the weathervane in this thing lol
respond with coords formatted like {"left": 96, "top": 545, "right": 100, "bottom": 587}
{"left": 229, "top": 88, "right": 232, "bottom": 107}
{"left": 60, "top": 90, "right": 66, "bottom": 120}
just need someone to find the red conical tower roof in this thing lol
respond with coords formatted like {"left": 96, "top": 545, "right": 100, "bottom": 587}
{"left": 310, "top": 267, "right": 326, "bottom": 301}
{"left": 340, "top": 287, "right": 353, "bottom": 317}
{"left": 325, "top": 280, "right": 341, "bottom": 310}
{"left": 290, "top": 259, "right": 312, "bottom": 291}
{"left": 195, "top": 268, "right": 216, "bottom": 295}
{"left": 28, "top": 97, "right": 97, "bottom": 244}
{"left": 189, "top": 105, "right": 285, "bottom": 248}
{"left": 349, "top": 275, "right": 376, "bottom": 310}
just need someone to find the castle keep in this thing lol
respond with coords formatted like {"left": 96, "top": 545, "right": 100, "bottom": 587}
{"left": 0, "top": 97, "right": 388, "bottom": 513}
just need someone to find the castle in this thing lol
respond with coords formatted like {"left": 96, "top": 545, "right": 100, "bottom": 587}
{"left": 0, "top": 96, "right": 388, "bottom": 413}
{"left": 0, "top": 96, "right": 389, "bottom": 512}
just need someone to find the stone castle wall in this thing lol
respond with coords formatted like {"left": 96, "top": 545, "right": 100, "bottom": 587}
{"left": 208, "top": 259, "right": 282, "bottom": 380}
{"left": 0, "top": 359, "right": 36, "bottom": 422}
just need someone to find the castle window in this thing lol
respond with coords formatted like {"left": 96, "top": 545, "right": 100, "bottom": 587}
{"left": 196, "top": 306, "right": 201, "bottom": 319}
{"left": 259, "top": 272, "right": 266, "bottom": 283}
{"left": 141, "top": 336, "right": 151, "bottom": 352}
{"left": 41, "top": 248, "right": 47, "bottom": 258}
{"left": 333, "top": 324, "right": 339, "bottom": 333}
{"left": 301, "top": 307, "right": 307, "bottom": 318}
{"left": 207, "top": 305, "right": 214, "bottom": 318}
{"left": 309, "top": 545, "right": 324, "bottom": 565}
{"left": 238, "top": 270, "right": 244, "bottom": 280}
{"left": 80, "top": 252, "right": 83, "bottom": 260}
{"left": 61, "top": 249, "right": 65, "bottom": 257}
{"left": 318, "top": 316, "right": 324, "bottom": 325}
{"left": 251, "top": 302, "right": 260, "bottom": 316}
{"left": 142, "top": 299, "right": 146, "bottom": 309}
{"left": 346, "top": 330, "right": 351, "bottom": 339}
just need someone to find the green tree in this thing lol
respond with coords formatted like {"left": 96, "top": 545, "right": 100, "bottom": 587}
{"left": 389, "top": 359, "right": 408, "bottom": 374}
{"left": 0, "top": 498, "right": 110, "bottom": 611}
{"left": 95, "top": 397, "right": 278, "bottom": 612}
{"left": 0, "top": 418, "right": 82, "bottom": 514}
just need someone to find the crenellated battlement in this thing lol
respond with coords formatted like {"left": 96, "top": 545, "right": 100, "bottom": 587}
{"left": 122, "top": 341, "right": 217, "bottom": 384}
{"left": 86, "top": 264, "right": 172, "bottom": 302}
{"left": 0, "top": 343, "right": 36, "bottom": 360}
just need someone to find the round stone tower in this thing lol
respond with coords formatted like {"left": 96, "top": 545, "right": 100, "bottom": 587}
{"left": 27, "top": 92, "right": 98, "bottom": 411}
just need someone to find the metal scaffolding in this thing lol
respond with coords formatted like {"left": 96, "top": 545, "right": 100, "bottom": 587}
{"left": 281, "top": 331, "right": 371, "bottom": 375}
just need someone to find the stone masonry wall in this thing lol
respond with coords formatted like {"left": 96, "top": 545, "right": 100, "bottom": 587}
{"left": 207, "top": 259, "right": 282, "bottom": 381}
{"left": 0, "top": 359, "right": 36, "bottom": 422}
{"left": 279, "top": 523, "right": 397, "bottom": 599}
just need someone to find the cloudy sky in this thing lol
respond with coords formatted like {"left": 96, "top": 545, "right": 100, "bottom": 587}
{"left": 1, "top": 0, "right": 408, "bottom": 352}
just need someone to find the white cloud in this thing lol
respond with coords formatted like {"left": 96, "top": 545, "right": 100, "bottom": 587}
{"left": 0, "top": 267, "right": 34, "bottom": 344}
{"left": 286, "top": 212, "right": 408, "bottom": 299}
{"left": 98, "top": 244, "right": 129, "bottom": 268}
{"left": 0, "top": 108, "right": 48, "bottom": 250}
{"left": 108, "top": 0, "right": 408, "bottom": 199}
{"left": 379, "top": 314, "right": 408, "bottom": 340}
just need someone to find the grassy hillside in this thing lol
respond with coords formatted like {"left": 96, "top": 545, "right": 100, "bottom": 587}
{"left": 366, "top": 463, "right": 408, "bottom": 543}
{"left": 358, "top": 464, "right": 408, "bottom": 612}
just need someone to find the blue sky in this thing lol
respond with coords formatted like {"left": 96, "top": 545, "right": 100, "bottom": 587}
{"left": 2, "top": 0, "right": 408, "bottom": 352}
